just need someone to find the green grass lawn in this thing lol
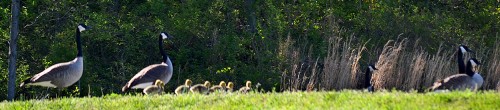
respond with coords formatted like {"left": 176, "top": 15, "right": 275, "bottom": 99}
{"left": 1, "top": 91, "right": 500, "bottom": 109}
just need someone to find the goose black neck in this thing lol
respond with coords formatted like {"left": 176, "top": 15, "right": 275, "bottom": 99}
{"left": 465, "top": 60, "right": 474, "bottom": 76}
{"left": 76, "top": 28, "right": 82, "bottom": 57}
{"left": 457, "top": 48, "right": 465, "bottom": 73}
{"left": 159, "top": 35, "right": 168, "bottom": 63}
{"left": 364, "top": 67, "right": 372, "bottom": 88}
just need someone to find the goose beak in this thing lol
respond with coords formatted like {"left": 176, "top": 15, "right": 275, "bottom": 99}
{"left": 166, "top": 33, "right": 173, "bottom": 39}
{"left": 468, "top": 50, "right": 475, "bottom": 54}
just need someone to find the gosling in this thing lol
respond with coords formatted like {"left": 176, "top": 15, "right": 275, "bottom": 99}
{"left": 210, "top": 81, "right": 227, "bottom": 93}
{"left": 175, "top": 79, "right": 193, "bottom": 95}
{"left": 143, "top": 79, "right": 165, "bottom": 95}
{"left": 239, "top": 81, "right": 252, "bottom": 93}
{"left": 190, "top": 81, "right": 211, "bottom": 95}
{"left": 226, "top": 82, "right": 234, "bottom": 92}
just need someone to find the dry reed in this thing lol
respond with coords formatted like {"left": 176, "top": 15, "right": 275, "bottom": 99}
{"left": 483, "top": 38, "right": 500, "bottom": 90}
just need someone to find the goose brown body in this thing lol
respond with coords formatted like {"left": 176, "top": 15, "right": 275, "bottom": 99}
{"left": 122, "top": 32, "right": 173, "bottom": 92}
{"left": 430, "top": 58, "right": 483, "bottom": 91}
{"left": 20, "top": 24, "right": 88, "bottom": 89}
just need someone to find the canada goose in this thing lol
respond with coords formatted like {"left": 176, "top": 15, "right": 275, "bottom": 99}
{"left": 174, "top": 79, "right": 193, "bottom": 95}
{"left": 190, "top": 81, "right": 211, "bottom": 95}
{"left": 226, "top": 82, "right": 234, "bottom": 92}
{"left": 20, "top": 24, "right": 89, "bottom": 89}
{"left": 122, "top": 32, "right": 174, "bottom": 92}
{"left": 430, "top": 58, "right": 483, "bottom": 91}
{"left": 457, "top": 45, "right": 474, "bottom": 74}
{"left": 210, "top": 81, "right": 226, "bottom": 92}
{"left": 143, "top": 79, "right": 165, "bottom": 95}
{"left": 365, "top": 64, "right": 378, "bottom": 92}
{"left": 239, "top": 81, "right": 252, "bottom": 93}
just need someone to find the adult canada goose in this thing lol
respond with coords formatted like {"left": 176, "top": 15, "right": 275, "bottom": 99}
{"left": 190, "top": 81, "right": 211, "bottom": 95}
{"left": 457, "top": 45, "right": 474, "bottom": 74}
{"left": 143, "top": 79, "right": 165, "bottom": 95}
{"left": 365, "top": 64, "right": 378, "bottom": 92}
{"left": 226, "top": 82, "right": 234, "bottom": 92}
{"left": 430, "top": 58, "right": 483, "bottom": 91}
{"left": 175, "top": 79, "right": 193, "bottom": 95}
{"left": 122, "top": 32, "right": 174, "bottom": 92}
{"left": 20, "top": 24, "right": 89, "bottom": 89}
{"left": 239, "top": 81, "right": 252, "bottom": 93}
{"left": 210, "top": 81, "right": 226, "bottom": 92}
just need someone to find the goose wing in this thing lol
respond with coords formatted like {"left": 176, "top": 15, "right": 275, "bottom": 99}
{"left": 432, "top": 74, "right": 475, "bottom": 91}
{"left": 21, "top": 61, "right": 74, "bottom": 88}
{"left": 124, "top": 63, "right": 169, "bottom": 89}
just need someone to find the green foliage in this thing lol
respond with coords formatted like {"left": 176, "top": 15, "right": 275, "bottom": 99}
{"left": 0, "top": 1, "right": 498, "bottom": 100}
{"left": 2, "top": 91, "right": 500, "bottom": 109}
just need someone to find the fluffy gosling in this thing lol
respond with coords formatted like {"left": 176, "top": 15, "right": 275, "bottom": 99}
{"left": 190, "top": 81, "right": 211, "bottom": 95}
{"left": 210, "top": 81, "right": 227, "bottom": 93}
{"left": 239, "top": 81, "right": 252, "bottom": 93}
{"left": 175, "top": 79, "right": 193, "bottom": 95}
{"left": 226, "top": 82, "right": 234, "bottom": 92}
{"left": 143, "top": 79, "right": 165, "bottom": 95}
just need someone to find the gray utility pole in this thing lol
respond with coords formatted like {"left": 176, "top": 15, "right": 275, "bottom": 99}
{"left": 8, "top": 0, "right": 20, "bottom": 101}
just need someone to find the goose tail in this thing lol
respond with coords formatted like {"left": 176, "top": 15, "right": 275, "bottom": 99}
{"left": 427, "top": 79, "right": 444, "bottom": 92}
{"left": 19, "top": 78, "right": 32, "bottom": 88}
{"left": 122, "top": 85, "right": 130, "bottom": 92}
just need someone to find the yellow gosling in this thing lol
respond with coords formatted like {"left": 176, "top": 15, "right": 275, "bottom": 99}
{"left": 238, "top": 81, "right": 252, "bottom": 93}
{"left": 210, "top": 81, "right": 227, "bottom": 93}
{"left": 226, "top": 82, "right": 234, "bottom": 92}
{"left": 190, "top": 81, "right": 211, "bottom": 95}
{"left": 143, "top": 79, "right": 165, "bottom": 95}
{"left": 175, "top": 79, "right": 193, "bottom": 95}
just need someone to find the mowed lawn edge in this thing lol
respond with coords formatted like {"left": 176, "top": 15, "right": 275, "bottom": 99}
{"left": 1, "top": 91, "right": 500, "bottom": 109}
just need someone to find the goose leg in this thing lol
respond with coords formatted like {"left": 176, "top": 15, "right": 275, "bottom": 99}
{"left": 41, "top": 87, "right": 50, "bottom": 99}
{"left": 57, "top": 88, "right": 63, "bottom": 98}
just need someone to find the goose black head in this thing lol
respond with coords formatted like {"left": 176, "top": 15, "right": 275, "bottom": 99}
{"left": 161, "top": 32, "right": 172, "bottom": 40}
{"left": 459, "top": 45, "right": 475, "bottom": 54}
{"left": 368, "top": 64, "right": 378, "bottom": 72}
{"left": 78, "top": 24, "right": 89, "bottom": 32}
{"left": 469, "top": 58, "right": 481, "bottom": 67}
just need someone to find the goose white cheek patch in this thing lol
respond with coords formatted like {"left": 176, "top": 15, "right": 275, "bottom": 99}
{"left": 161, "top": 33, "right": 168, "bottom": 39}
{"left": 460, "top": 46, "right": 467, "bottom": 53}
{"left": 470, "top": 60, "right": 477, "bottom": 67}
{"left": 369, "top": 66, "right": 374, "bottom": 72}
{"left": 78, "top": 25, "right": 86, "bottom": 32}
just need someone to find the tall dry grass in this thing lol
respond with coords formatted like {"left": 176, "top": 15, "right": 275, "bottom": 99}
{"left": 279, "top": 34, "right": 365, "bottom": 91}
{"left": 483, "top": 38, "right": 500, "bottom": 90}
{"left": 279, "top": 20, "right": 500, "bottom": 92}
{"left": 281, "top": 34, "right": 500, "bottom": 91}
{"left": 279, "top": 15, "right": 366, "bottom": 91}
{"left": 319, "top": 35, "right": 364, "bottom": 90}
{"left": 279, "top": 33, "right": 322, "bottom": 91}
{"left": 372, "top": 38, "right": 457, "bottom": 91}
